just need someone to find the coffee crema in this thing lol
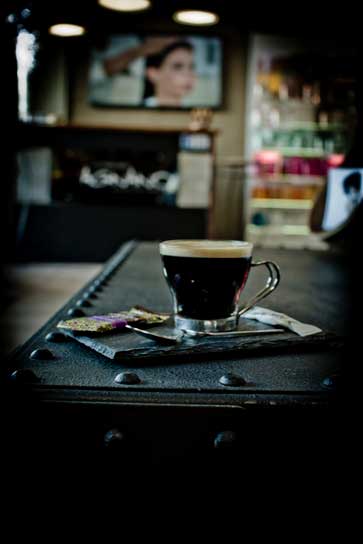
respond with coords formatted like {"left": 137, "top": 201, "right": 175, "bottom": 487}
{"left": 159, "top": 240, "right": 253, "bottom": 259}
{"left": 160, "top": 240, "right": 253, "bottom": 320}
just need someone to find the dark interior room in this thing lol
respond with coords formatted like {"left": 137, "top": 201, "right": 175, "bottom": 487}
{"left": 1, "top": 0, "right": 359, "bottom": 489}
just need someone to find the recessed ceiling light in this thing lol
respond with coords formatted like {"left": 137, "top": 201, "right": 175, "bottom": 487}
{"left": 98, "top": 0, "right": 151, "bottom": 11}
{"left": 49, "top": 24, "right": 85, "bottom": 37}
{"left": 173, "top": 10, "right": 219, "bottom": 26}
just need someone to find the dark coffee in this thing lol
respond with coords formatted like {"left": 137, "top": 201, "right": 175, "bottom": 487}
{"left": 160, "top": 241, "right": 252, "bottom": 320}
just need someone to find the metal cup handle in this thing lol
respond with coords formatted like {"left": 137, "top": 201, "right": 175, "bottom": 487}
{"left": 238, "top": 260, "right": 281, "bottom": 319}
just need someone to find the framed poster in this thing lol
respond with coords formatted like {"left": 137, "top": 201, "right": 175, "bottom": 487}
{"left": 323, "top": 168, "right": 363, "bottom": 231}
{"left": 88, "top": 34, "right": 223, "bottom": 109}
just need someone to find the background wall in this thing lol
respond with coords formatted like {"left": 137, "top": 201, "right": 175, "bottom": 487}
{"left": 70, "top": 32, "right": 247, "bottom": 239}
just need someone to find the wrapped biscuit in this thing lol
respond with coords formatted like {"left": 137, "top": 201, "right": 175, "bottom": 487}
{"left": 57, "top": 307, "right": 169, "bottom": 334}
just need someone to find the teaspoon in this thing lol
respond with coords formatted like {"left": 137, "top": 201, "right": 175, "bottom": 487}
{"left": 181, "top": 328, "right": 284, "bottom": 338}
{"left": 126, "top": 324, "right": 284, "bottom": 344}
{"left": 125, "top": 324, "right": 184, "bottom": 344}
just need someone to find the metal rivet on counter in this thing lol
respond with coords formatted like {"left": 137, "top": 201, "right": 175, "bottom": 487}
{"left": 86, "top": 284, "right": 97, "bottom": 292}
{"left": 67, "top": 308, "right": 85, "bottom": 318}
{"left": 30, "top": 348, "right": 55, "bottom": 360}
{"left": 114, "top": 371, "right": 141, "bottom": 385}
{"left": 322, "top": 374, "right": 340, "bottom": 389}
{"left": 103, "top": 428, "right": 125, "bottom": 448}
{"left": 83, "top": 291, "right": 97, "bottom": 300}
{"left": 214, "top": 431, "right": 238, "bottom": 449}
{"left": 45, "top": 332, "right": 68, "bottom": 343}
{"left": 10, "top": 369, "right": 40, "bottom": 383}
{"left": 76, "top": 299, "right": 92, "bottom": 308}
{"left": 219, "top": 373, "right": 247, "bottom": 387}
{"left": 95, "top": 286, "right": 103, "bottom": 293}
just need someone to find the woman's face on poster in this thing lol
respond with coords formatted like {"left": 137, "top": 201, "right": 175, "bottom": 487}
{"left": 146, "top": 47, "right": 196, "bottom": 103}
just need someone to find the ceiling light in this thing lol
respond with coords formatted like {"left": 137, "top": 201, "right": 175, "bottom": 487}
{"left": 49, "top": 24, "right": 85, "bottom": 37}
{"left": 98, "top": 0, "right": 151, "bottom": 11}
{"left": 173, "top": 10, "right": 219, "bottom": 26}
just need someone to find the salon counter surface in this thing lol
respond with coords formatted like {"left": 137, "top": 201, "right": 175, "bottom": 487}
{"left": 4, "top": 241, "right": 348, "bottom": 464}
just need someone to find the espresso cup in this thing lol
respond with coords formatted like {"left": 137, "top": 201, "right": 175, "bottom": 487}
{"left": 160, "top": 240, "right": 280, "bottom": 333}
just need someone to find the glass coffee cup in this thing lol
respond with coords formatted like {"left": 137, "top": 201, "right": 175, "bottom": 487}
{"left": 160, "top": 240, "right": 280, "bottom": 333}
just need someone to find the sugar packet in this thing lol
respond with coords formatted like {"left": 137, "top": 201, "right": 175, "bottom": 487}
{"left": 242, "top": 306, "right": 322, "bottom": 337}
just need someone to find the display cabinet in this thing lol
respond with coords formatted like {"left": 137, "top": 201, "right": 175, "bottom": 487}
{"left": 244, "top": 34, "right": 356, "bottom": 248}
{"left": 15, "top": 123, "right": 218, "bottom": 261}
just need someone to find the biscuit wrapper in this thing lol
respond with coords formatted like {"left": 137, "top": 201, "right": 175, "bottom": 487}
{"left": 57, "top": 308, "right": 169, "bottom": 334}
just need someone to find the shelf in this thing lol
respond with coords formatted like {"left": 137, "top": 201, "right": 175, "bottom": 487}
{"left": 248, "top": 174, "right": 325, "bottom": 185}
{"left": 18, "top": 121, "right": 219, "bottom": 136}
{"left": 268, "top": 122, "right": 346, "bottom": 132}
{"left": 260, "top": 147, "right": 326, "bottom": 158}
{"left": 247, "top": 224, "right": 311, "bottom": 236}
{"left": 250, "top": 198, "right": 313, "bottom": 210}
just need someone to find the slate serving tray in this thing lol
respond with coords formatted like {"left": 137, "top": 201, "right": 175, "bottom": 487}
{"left": 63, "top": 318, "right": 342, "bottom": 362}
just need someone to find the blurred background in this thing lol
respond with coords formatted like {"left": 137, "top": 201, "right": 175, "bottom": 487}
{"left": 1, "top": 0, "right": 362, "bottom": 353}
